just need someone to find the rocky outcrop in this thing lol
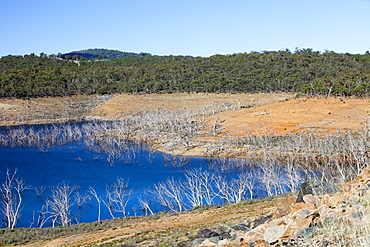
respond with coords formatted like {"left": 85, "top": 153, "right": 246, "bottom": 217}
{"left": 296, "top": 179, "right": 340, "bottom": 203}
{"left": 187, "top": 166, "right": 370, "bottom": 246}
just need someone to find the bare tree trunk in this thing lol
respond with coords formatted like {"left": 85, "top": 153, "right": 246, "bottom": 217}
{"left": 0, "top": 169, "right": 28, "bottom": 228}
{"left": 88, "top": 186, "right": 102, "bottom": 221}
{"left": 138, "top": 193, "right": 154, "bottom": 216}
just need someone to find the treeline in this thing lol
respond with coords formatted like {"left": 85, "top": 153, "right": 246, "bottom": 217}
{"left": 1, "top": 48, "right": 370, "bottom": 98}
{"left": 61, "top": 48, "right": 151, "bottom": 60}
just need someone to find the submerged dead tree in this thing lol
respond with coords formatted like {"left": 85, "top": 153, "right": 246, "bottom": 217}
{"left": 0, "top": 169, "right": 28, "bottom": 228}
{"left": 104, "top": 178, "right": 132, "bottom": 218}
{"left": 40, "top": 182, "right": 77, "bottom": 227}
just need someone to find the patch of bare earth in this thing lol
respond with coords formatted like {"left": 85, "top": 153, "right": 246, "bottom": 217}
{"left": 210, "top": 96, "right": 370, "bottom": 136}
{"left": 92, "top": 93, "right": 369, "bottom": 136}
{"left": 0, "top": 95, "right": 110, "bottom": 126}
{"left": 91, "top": 92, "right": 293, "bottom": 117}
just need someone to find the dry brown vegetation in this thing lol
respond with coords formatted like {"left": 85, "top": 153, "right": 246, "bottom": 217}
{"left": 10, "top": 198, "right": 277, "bottom": 247}
{"left": 0, "top": 94, "right": 110, "bottom": 126}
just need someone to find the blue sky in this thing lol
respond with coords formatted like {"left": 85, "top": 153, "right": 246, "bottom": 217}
{"left": 1, "top": 0, "right": 369, "bottom": 57}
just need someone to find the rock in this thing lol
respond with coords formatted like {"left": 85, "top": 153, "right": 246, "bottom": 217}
{"left": 209, "top": 236, "right": 224, "bottom": 243}
{"left": 189, "top": 167, "right": 370, "bottom": 246}
{"left": 297, "top": 179, "right": 340, "bottom": 203}
{"left": 212, "top": 225, "right": 232, "bottom": 238}
{"left": 357, "top": 166, "right": 370, "bottom": 181}
{"left": 196, "top": 228, "right": 220, "bottom": 238}
{"left": 263, "top": 217, "right": 295, "bottom": 244}
{"left": 254, "top": 240, "right": 270, "bottom": 246}
{"left": 217, "top": 238, "right": 230, "bottom": 246}
{"left": 339, "top": 215, "right": 361, "bottom": 226}
{"left": 293, "top": 208, "right": 314, "bottom": 220}
{"left": 323, "top": 217, "right": 336, "bottom": 227}
{"left": 273, "top": 196, "right": 297, "bottom": 218}
{"left": 349, "top": 200, "right": 363, "bottom": 208}
{"left": 290, "top": 202, "right": 315, "bottom": 214}
{"left": 226, "top": 236, "right": 249, "bottom": 246}
{"left": 352, "top": 211, "right": 364, "bottom": 219}
{"left": 192, "top": 238, "right": 207, "bottom": 246}
{"left": 251, "top": 214, "right": 272, "bottom": 228}
{"left": 302, "top": 194, "right": 321, "bottom": 208}
{"left": 320, "top": 194, "right": 345, "bottom": 207}
{"left": 175, "top": 240, "right": 192, "bottom": 247}
{"left": 199, "top": 239, "right": 218, "bottom": 246}
{"left": 242, "top": 223, "right": 270, "bottom": 244}
{"left": 318, "top": 204, "right": 338, "bottom": 221}
{"left": 344, "top": 193, "right": 361, "bottom": 204}
{"left": 297, "top": 226, "right": 317, "bottom": 239}
{"left": 231, "top": 223, "right": 251, "bottom": 232}
{"left": 282, "top": 215, "right": 314, "bottom": 241}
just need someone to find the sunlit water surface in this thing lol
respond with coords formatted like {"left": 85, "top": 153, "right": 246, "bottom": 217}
{"left": 0, "top": 123, "right": 256, "bottom": 228}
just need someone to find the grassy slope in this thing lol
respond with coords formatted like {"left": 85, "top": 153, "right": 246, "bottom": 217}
{"left": 2, "top": 198, "right": 277, "bottom": 246}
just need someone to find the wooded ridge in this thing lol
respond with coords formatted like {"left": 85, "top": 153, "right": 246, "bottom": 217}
{"left": 1, "top": 48, "right": 370, "bottom": 98}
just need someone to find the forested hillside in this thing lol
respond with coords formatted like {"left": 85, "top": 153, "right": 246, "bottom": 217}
{"left": 1, "top": 49, "right": 370, "bottom": 98}
{"left": 60, "top": 48, "right": 149, "bottom": 60}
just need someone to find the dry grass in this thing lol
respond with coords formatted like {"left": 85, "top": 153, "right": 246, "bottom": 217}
{"left": 14, "top": 198, "right": 276, "bottom": 247}
{"left": 298, "top": 212, "right": 370, "bottom": 246}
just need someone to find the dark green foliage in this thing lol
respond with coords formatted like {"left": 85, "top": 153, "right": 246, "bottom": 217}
{"left": 1, "top": 49, "right": 370, "bottom": 98}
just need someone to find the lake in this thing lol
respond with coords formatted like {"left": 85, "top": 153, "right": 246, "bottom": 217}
{"left": 0, "top": 122, "right": 293, "bottom": 228}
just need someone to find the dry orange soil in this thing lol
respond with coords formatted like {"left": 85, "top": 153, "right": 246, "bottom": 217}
{"left": 1, "top": 93, "right": 368, "bottom": 135}
{"left": 91, "top": 93, "right": 370, "bottom": 136}
{"left": 93, "top": 94, "right": 370, "bottom": 138}
{"left": 213, "top": 97, "right": 370, "bottom": 135}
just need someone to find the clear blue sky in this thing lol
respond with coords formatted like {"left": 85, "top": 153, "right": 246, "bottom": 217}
{"left": 1, "top": 0, "right": 369, "bottom": 57}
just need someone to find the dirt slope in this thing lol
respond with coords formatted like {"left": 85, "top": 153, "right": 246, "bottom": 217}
{"left": 211, "top": 97, "right": 370, "bottom": 136}
{"left": 21, "top": 199, "right": 276, "bottom": 247}
{"left": 3, "top": 93, "right": 368, "bottom": 135}
{"left": 91, "top": 94, "right": 369, "bottom": 135}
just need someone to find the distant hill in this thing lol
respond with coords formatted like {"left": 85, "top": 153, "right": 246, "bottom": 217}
{"left": 61, "top": 48, "right": 151, "bottom": 60}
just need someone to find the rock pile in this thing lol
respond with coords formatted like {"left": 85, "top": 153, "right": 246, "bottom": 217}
{"left": 180, "top": 166, "right": 370, "bottom": 246}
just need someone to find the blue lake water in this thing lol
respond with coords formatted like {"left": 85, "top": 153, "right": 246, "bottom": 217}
{"left": 0, "top": 122, "right": 254, "bottom": 228}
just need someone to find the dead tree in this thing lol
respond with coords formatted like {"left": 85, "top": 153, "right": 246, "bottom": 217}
{"left": 43, "top": 182, "right": 77, "bottom": 227}
{"left": 184, "top": 169, "right": 205, "bottom": 208}
{"left": 138, "top": 193, "right": 154, "bottom": 216}
{"left": 232, "top": 172, "right": 256, "bottom": 201}
{"left": 104, "top": 178, "right": 132, "bottom": 218}
{"left": 183, "top": 169, "right": 216, "bottom": 208}
{"left": 0, "top": 169, "right": 28, "bottom": 228}
{"left": 150, "top": 177, "right": 185, "bottom": 212}
{"left": 88, "top": 186, "right": 102, "bottom": 221}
